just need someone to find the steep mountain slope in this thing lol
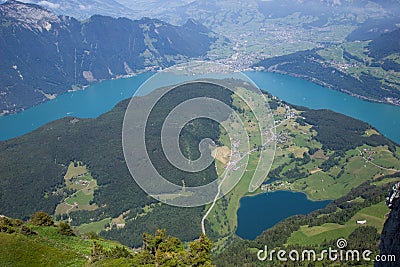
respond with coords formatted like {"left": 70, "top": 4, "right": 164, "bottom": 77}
{"left": 368, "top": 28, "right": 400, "bottom": 60}
{"left": 376, "top": 185, "right": 400, "bottom": 266}
{"left": 0, "top": 0, "right": 218, "bottom": 113}
{"left": 255, "top": 27, "right": 400, "bottom": 105}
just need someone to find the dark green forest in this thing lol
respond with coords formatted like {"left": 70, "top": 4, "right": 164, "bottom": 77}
{"left": 0, "top": 81, "right": 233, "bottom": 246}
{"left": 298, "top": 109, "right": 397, "bottom": 152}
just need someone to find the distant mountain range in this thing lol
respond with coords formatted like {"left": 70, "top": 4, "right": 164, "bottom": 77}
{"left": 7, "top": 0, "right": 400, "bottom": 23}
{"left": 0, "top": 0, "right": 220, "bottom": 113}
{"left": 1, "top": 0, "right": 399, "bottom": 112}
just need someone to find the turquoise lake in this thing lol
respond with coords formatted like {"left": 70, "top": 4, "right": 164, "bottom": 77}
{"left": 1, "top": 71, "right": 399, "bottom": 144}
{"left": 246, "top": 71, "right": 400, "bottom": 144}
{"left": 0, "top": 73, "right": 152, "bottom": 141}
{"left": 236, "top": 191, "right": 330, "bottom": 240}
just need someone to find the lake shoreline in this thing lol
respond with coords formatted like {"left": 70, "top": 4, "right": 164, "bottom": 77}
{"left": 244, "top": 189, "right": 332, "bottom": 203}
{"left": 236, "top": 190, "right": 331, "bottom": 240}
{"left": 262, "top": 70, "right": 400, "bottom": 107}
{"left": 1, "top": 71, "right": 400, "bottom": 144}
{"left": 0, "top": 71, "right": 148, "bottom": 117}
{"left": 3, "top": 68, "right": 399, "bottom": 118}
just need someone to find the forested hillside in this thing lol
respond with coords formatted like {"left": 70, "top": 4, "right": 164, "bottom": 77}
{"left": 256, "top": 27, "right": 400, "bottom": 105}
{"left": 0, "top": 81, "right": 233, "bottom": 246}
{"left": 1, "top": 81, "right": 399, "bottom": 249}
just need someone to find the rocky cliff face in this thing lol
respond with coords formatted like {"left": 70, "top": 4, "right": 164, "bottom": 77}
{"left": 376, "top": 187, "right": 400, "bottom": 266}
{"left": 0, "top": 0, "right": 219, "bottom": 113}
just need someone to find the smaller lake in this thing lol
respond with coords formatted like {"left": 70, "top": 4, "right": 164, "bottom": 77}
{"left": 236, "top": 191, "right": 330, "bottom": 240}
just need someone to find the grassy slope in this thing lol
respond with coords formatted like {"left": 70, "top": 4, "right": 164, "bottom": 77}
{"left": 287, "top": 201, "right": 389, "bottom": 246}
{"left": 257, "top": 29, "right": 400, "bottom": 103}
{"left": 77, "top": 218, "right": 112, "bottom": 234}
{"left": 290, "top": 144, "right": 399, "bottom": 200}
{"left": 0, "top": 221, "right": 128, "bottom": 267}
{"left": 0, "top": 233, "right": 86, "bottom": 267}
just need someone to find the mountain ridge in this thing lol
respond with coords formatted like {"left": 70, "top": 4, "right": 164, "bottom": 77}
{"left": 0, "top": 0, "right": 220, "bottom": 114}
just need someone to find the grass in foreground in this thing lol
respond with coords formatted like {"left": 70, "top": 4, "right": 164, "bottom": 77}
{"left": 0, "top": 214, "right": 215, "bottom": 267}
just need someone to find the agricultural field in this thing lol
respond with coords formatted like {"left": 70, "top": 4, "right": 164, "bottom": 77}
{"left": 76, "top": 203, "right": 160, "bottom": 235}
{"left": 207, "top": 8, "right": 357, "bottom": 63}
{"left": 206, "top": 89, "right": 271, "bottom": 239}
{"left": 77, "top": 218, "right": 112, "bottom": 234}
{"left": 55, "top": 162, "right": 99, "bottom": 216}
{"left": 287, "top": 200, "right": 389, "bottom": 246}
{"left": 315, "top": 40, "right": 400, "bottom": 95}
{"left": 290, "top": 144, "right": 399, "bottom": 200}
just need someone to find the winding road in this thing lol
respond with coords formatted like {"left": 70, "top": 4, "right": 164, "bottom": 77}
{"left": 356, "top": 148, "right": 400, "bottom": 172}
{"left": 201, "top": 113, "right": 284, "bottom": 234}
